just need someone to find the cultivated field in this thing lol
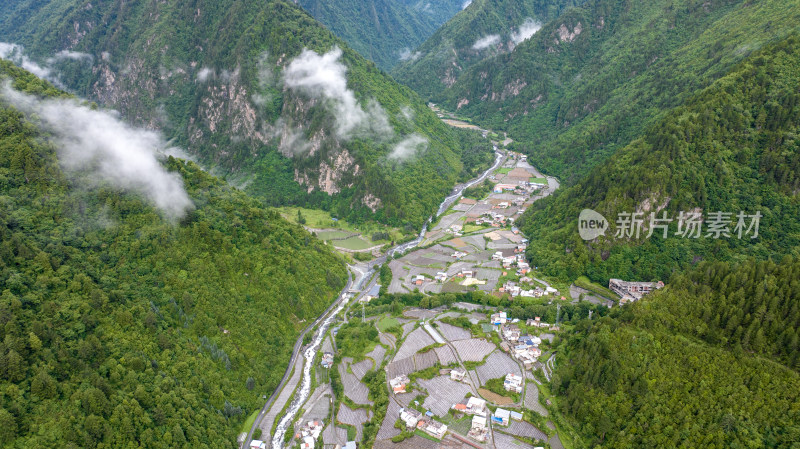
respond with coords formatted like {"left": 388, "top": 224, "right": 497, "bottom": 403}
{"left": 339, "top": 362, "right": 371, "bottom": 405}
{"left": 418, "top": 376, "right": 472, "bottom": 416}
{"left": 476, "top": 351, "right": 521, "bottom": 384}
{"left": 337, "top": 404, "right": 371, "bottom": 441}
{"left": 435, "top": 321, "right": 471, "bottom": 341}
{"left": 414, "top": 349, "right": 439, "bottom": 371}
{"left": 451, "top": 338, "right": 495, "bottom": 362}
{"left": 395, "top": 328, "right": 435, "bottom": 360}
{"left": 435, "top": 345, "right": 458, "bottom": 366}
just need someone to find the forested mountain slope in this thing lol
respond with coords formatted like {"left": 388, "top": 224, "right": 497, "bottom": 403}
{"left": 518, "top": 33, "right": 800, "bottom": 284}
{"left": 296, "top": 0, "right": 463, "bottom": 71}
{"left": 391, "top": 0, "right": 580, "bottom": 99}
{"left": 0, "top": 0, "right": 487, "bottom": 227}
{"left": 556, "top": 257, "right": 800, "bottom": 447}
{"left": 409, "top": 0, "right": 800, "bottom": 183}
{"left": 0, "top": 61, "right": 347, "bottom": 448}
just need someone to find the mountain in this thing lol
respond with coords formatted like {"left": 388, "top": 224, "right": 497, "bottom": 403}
{"left": 391, "top": 0, "right": 582, "bottom": 100}
{"left": 0, "top": 60, "right": 348, "bottom": 447}
{"left": 401, "top": 0, "right": 800, "bottom": 185}
{"left": 0, "top": 0, "right": 491, "bottom": 228}
{"left": 517, "top": 33, "right": 800, "bottom": 283}
{"left": 296, "top": 0, "right": 463, "bottom": 71}
{"left": 556, "top": 257, "right": 800, "bottom": 447}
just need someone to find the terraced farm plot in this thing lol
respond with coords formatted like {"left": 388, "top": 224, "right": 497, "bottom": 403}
{"left": 316, "top": 230, "right": 355, "bottom": 240}
{"left": 479, "top": 388, "right": 514, "bottom": 406}
{"left": 435, "top": 322, "right": 471, "bottom": 341}
{"left": 418, "top": 376, "right": 472, "bottom": 416}
{"left": 338, "top": 363, "right": 371, "bottom": 405}
{"left": 333, "top": 235, "right": 374, "bottom": 250}
{"left": 414, "top": 349, "right": 439, "bottom": 371}
{"left": 379, "top": 332, "right": 396, "bottom": 350}
{"left": 524, "top": 384, "right": 548, "bottom": 416}
{"left": 376, "top": 316, "right": 400, "bottom": 332}
{"left": 323, "top": 423, "right": 348, "bottom": 447}
{"left": 351, "top": 358, "right": 374, "bottom": 380}
{"left": 494, "top": 431, "right": 536, "bottom": 449}
{"left": 395, "top": 328, "right": 435, "bottom": 360}
{"left": 550, "top": 434, "right": 566, "bottom": 449}
{"left": 452, "top": 339, "right": 495, "bottom": 362}
{"left": 404, "top": 308, "right": 440, "bottom": 320}
{"left": 505, "top": 419, "right": 548, "bottom": 441}
{"left": 401, "top": 321, "right": 416, "bottom": 338}
{"left": 476, "top": 351, "right": 521, "bottom": 384}
{"left": 366, "top": 344, "right": 387, "bottom": 366}
{"left": 387, "top": 356, "right": 415, "bottom": 379}
{"left": 436, "top": 311, "right": 462, "bottom": 319}
{"left": 376, "top": 399, "right": 402, "bottom": 440}
{"left": 452, "top": 302, "right": 485, "bottom": 312}
{"left": 321, "top": 335, "right": 333, "bottom": 354}
{"left": 337, "top": 404, "right": 371, "bottom": 441}
{"left": 435, "top": 345, "right": 458, "bottom": 365}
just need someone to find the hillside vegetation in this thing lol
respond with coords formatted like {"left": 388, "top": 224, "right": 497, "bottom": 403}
{"left": 518, "top": 32, "right": 800, "bottom": 284}
{"left": 0, "top": 0, "right": 490, "bottom": 227}
{"left": 556, "top": 257, "right": 800, "bottom": 447}
{"left": 402, "top": 0, "right": 800, "bottom": 184}
{"left": 392, "top": 0, "right": 580, "bottom": 99}
{"left": 297, "top": 0, "right": 463, "bottom": 71}
{"left": 0, "top": 61, "right": 348, "bottom": 448}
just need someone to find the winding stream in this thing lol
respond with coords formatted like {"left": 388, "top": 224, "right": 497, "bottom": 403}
{"left": 270, "top": 146, "right": 503, "bottom": 448}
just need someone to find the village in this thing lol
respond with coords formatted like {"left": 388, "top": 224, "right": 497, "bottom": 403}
{"left": 386, "top": 150, "right": 557, "bottom": 297}
{"left": 246, "top": 133, "right": 665, "bottom": 449}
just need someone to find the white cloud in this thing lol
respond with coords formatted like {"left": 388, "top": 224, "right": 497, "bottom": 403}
{"left": 389, "top": 134, "right": 427, "bottom": 161}
{"left": 511, "top": 18, "right": 542, "bottom": 44}
{"left": 462, "top": 0, "right": 472, "bottom": 9}
{"left": 0, "top": 42, "right": 54, "bottom": 81}
{"left": 1, "top": 84, "right": 193, "bottom": 220}
{"left": 196, "top": 67, "right": 214, "bottom": 83}
{"left": 51, "top": 50, "right": 93, "bottom": 63}
{"left": 283, "top": 47, "right": 392, "bottom": 140}
{"left": 472, "top": 34, "right": 501, "bottom": 51}
{"left": 399, "top": 48, "right": 422, "bottom": 62}
{"left": 399, "top": 106, "right": 414, "bottom": 121}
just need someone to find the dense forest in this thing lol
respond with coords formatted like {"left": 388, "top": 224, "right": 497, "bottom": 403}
{"left": 297, "top": 0, "right": 462, "bottom": 71}
{"left": 0, "top": 0, "right": 490, "bottom": 228}
{"left": 518, "top": 32, "right": 800, "bottom": 284}
{"left": 403, "top": 0, "right": 800, "bottom": 185}
{"left": 0, "top": 61, "right": 348, "bottom": 447}
{"left": 392, "top": 0, "right": 580, "bottom": 99}
{"left": 556, "top": 257, "right": 800, "bottom": 447}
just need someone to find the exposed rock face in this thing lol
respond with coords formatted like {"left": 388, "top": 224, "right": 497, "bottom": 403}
{"left": 88, "top": 48, "right": 367, "bottom": 203}
{"left": 556, "top": 22, "right": 583, "bottom": 43}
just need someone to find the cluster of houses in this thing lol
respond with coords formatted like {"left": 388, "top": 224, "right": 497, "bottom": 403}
{"left": 445, "top": 224, "right": 464, "bottom": 237}
{"left": 294, "top": 420, "right": 324, "bottom": 449}
{"left": 492, "top": 250, "right": 530, "bottom": 273}
{"left": 389, "top": 375, "right": 410, "bottom": 394}
{"left": 320, "top": 352, "right": 334, "bottom": 369}
{"left": 609, "top": 279, "right": 665, "bottom": 304}
{"left": 494, "top": 320, "right": 546, "bottom": 370}
{"left": 503, "top": 373, "right": 523, "bottom": 393}
{"left": 398, "top": 407, "right": 448, "bottom": 439}
{"left": 474, "top": 211, "right": 512, "bottom": 227}
{"left": 451, "top": 397, "right": 490, "bottom": 442}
